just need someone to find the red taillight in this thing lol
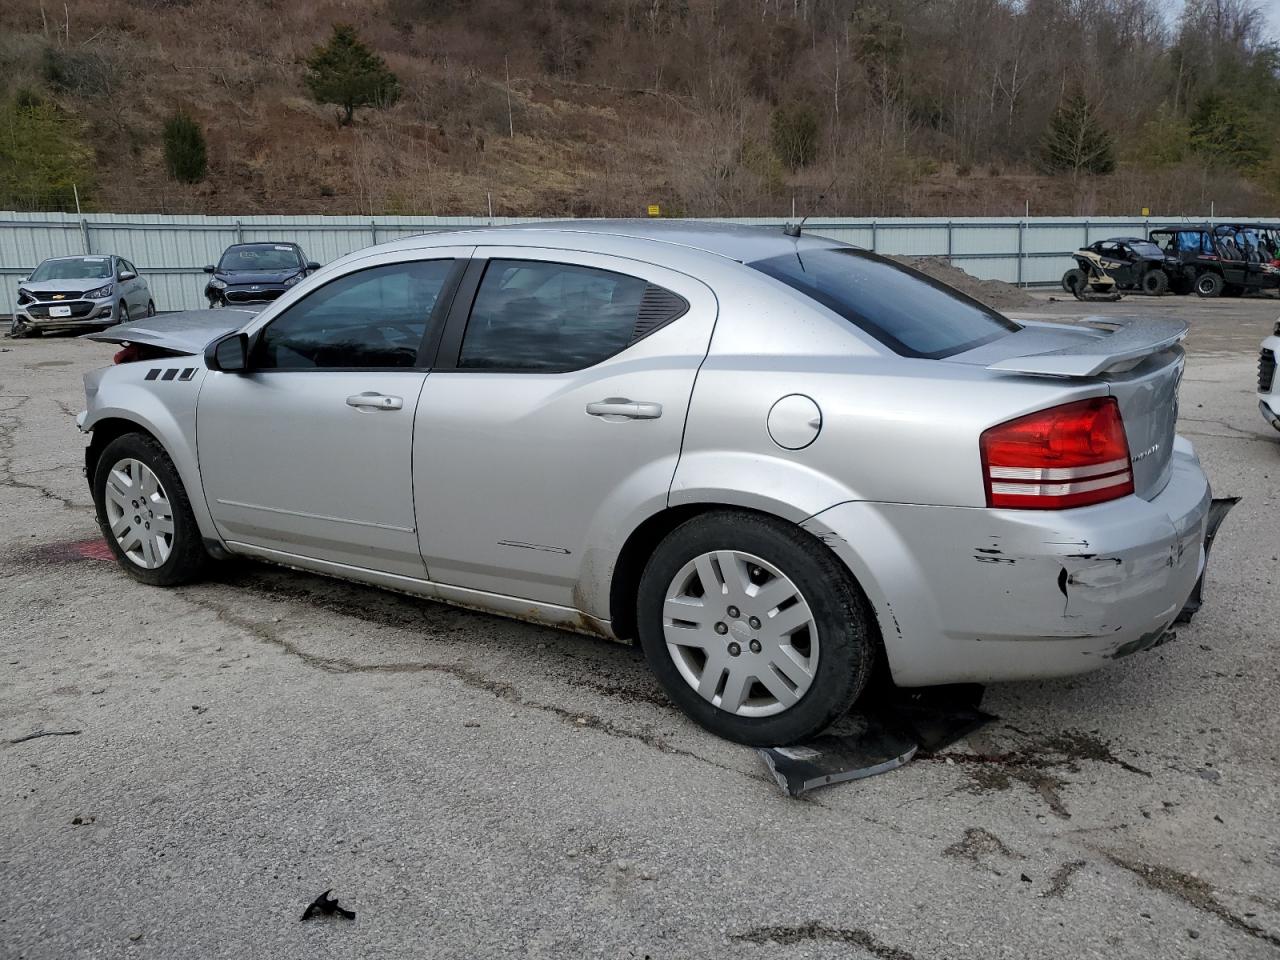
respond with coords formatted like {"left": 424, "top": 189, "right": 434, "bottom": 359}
{"left": 113, "top": 343, "right": 141, "bottom": 364}
{"left": 980, "top": 397, "right": 1133, "bottom": 510}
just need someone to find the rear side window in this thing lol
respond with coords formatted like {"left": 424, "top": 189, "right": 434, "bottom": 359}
{"left": 254, "top": 259, "right": 454, "bottom": 369}
{"left": 749, "top": 248, "right": 1019, "bottom": 359}
{"left": 458, "top": 259, "right": 687, "bottom": 371}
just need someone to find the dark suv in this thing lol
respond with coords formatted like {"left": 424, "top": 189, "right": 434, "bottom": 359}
{"left": 1148, "top": 225, "right": 1280, "bottom": 298}
{"left": 204, "top": 242, "right": 322, "bottom": 307}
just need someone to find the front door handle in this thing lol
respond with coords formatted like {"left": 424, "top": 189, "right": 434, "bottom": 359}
{"left": 346, "top": 392, "right": 403, "bottom": 411}
{"left": 585, "top": 398, "right": 663, "bottom": 420}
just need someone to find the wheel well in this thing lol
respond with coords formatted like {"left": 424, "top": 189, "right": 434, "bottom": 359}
{"left": 607, "top": 503, "right": 879, "bottom": 651}
{"left": 86, "top": 418, "right": 159, "bottom": 480}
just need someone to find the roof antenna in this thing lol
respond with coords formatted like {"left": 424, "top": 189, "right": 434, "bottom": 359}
{"left": 783, "top": 179, "right": 836, "bottom": 238}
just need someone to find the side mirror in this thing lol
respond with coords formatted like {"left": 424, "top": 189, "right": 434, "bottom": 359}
{"left": 306, "top": 261, "right": 321, "bottom": 271}
{"left": 205, "top": 332, "right": 249, "bottom": 372}
{"left": 119, "top": 271, "right": 137, "bottom": 282}
{"left": 203, "top": 265, "right": 216, "bottom": 274}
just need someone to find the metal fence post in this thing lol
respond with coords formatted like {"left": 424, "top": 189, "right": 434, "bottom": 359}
{"left": 370, "top": 220, "right": 378, "bottom": 245}
{"left": 80, "top": 218, "right": 91, "bottom": 254}
{"left": 235, "top": 219, "right": 244, "bottom": 244}
{"left": 1016, "top": 219, "right": 1024, "bottom": 287}
{"left": 946, "top": 220, "right": 953, "bottom": 261}
{"left": 870, "top": 220, "right": 877, "bottom": 253}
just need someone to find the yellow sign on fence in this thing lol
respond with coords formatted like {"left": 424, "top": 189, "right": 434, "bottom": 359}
{"left": 647, "top": 204, "right": 661, "bottom": 218}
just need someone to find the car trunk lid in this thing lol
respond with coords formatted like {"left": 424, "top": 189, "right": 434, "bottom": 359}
{"left": 951, "top": 317, "right": 1187, "bottom": 501}
{"left": 84, "top": 307, "right": 263, "bottom": 356}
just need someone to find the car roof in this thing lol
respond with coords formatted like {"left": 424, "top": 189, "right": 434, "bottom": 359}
{"left": 374, "top": 219, "right": 839, "bottom": 263}
{"left": 40, "top": 254, "right": 113, "bottom": 261}
{"left": 224, "top": 241, "right": 300, "bottom": 248}
{"left": 1150, "top": 224, "right": 1212, "bottom": 232}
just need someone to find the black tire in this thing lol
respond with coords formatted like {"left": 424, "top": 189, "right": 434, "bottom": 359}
{"left": 1061, "top": 269, "right": 1086, "bottom": 294}
{"left": 146, "top": 300, "right": 156, "bottom": 317}
{"left": 1195, "top": 272, "right": 1224, "bottom": 298}
{"left": 1141, "top": 269, "right": 1169, "bottom": 296}
{"left": 92, "top": 432, "right": 210, "bottom": 587}
{"left": 117, "top": 301, "right": 130, "bottom": 326}
{"left": 636, "top": 510, "right": 876, "bottom": 746}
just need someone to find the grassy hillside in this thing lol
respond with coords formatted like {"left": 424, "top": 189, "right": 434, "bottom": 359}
{"left": 1, "top": 0, "right": 1277, "bottom": 217}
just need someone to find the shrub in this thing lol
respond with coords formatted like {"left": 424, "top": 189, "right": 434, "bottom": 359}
{"left": 0, "top": 95, "right": 93, "bottom": 209}
{"left": 163, "top": 112, "right": 207, "bottom": 183}
{"left": 770, "top": 104, "right": 819, "bottom": 171}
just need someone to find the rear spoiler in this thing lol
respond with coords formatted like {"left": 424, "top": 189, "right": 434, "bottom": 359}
{"left": 987, "top": 317, "right": 1188, "bottom": 377}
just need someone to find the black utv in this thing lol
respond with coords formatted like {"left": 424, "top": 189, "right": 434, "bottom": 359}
{"left": 1061, "top": 237, "right": 1178, "bottom": 296}
{"left": 1148, "top": 225, "right": 1280, "bottom": 298}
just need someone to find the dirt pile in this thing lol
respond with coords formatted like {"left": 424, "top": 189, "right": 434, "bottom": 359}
{"left": 892, "top": 256, "right": 1037, "bottom": 312}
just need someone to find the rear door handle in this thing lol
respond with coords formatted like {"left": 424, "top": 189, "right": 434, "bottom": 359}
{"left": 586, "top": 398, "right": 663, "bottom": 420}
{"left": 346, "top": 392, "right": 403, "bottom": 411}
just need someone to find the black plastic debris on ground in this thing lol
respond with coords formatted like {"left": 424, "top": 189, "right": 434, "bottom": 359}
{"left": 1176, "top": 496, "right": 1239, "bottom": 624}
{"left": 300, "top": 890, "right": 355, "bottom": 922}
{"left": 759, "top": 685, "right": 995, "bottom": 797}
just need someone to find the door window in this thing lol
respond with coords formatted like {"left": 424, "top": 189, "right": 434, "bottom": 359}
{"left": 254, "top": 259, "right": 454, "bottom": 369}
{"left": 457, "top": 260, "right": 686, "bottom": 371}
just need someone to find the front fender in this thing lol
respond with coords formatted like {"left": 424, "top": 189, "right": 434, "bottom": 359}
{"left": 81, "top": 370, "right": 221, "bottom": 544}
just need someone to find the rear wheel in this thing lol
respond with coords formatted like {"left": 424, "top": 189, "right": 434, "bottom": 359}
{"left": 636, "top": 510, "right": 876, "bottom": 746}
{"left": 92, "top": 432, "right": 210, "bottom": 586}
{"left": 1141, "top": 269, "right": 1169, "bottom": 296}
{"left": 1195, "top": 272, "right": 1224, "bottom": 298}
{"left": 1061, "top": 269, "right": 1086, "bottom": 294}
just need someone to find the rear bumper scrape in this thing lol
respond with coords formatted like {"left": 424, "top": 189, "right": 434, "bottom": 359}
{"left": 803, "top": 438, "right": 1212, "bottom": 687}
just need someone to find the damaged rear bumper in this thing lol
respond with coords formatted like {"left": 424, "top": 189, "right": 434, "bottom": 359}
{"left": 804, "top": 436, "right": 1211, "bottom": 687}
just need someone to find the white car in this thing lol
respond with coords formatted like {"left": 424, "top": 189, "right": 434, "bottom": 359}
{"left": 1260, "top": 320, "right": 1279, "bottom": 431}
{"left": 11, "top": 255, "right": 155, "bottom": 337}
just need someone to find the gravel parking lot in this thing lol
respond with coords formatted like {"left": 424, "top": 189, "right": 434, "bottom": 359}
{"left": 2, "top": 294, "right": 1279, "bottom": 960}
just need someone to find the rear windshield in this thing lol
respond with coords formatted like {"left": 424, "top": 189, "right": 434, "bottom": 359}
{"left": 749, "top": 247, "right": 1019, "bottom": 359}
{"left": 218, "top": 244, "right": 302, "bottom": 272}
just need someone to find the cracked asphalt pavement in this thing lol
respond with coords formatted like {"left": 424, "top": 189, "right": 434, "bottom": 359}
{"left": 2, "top": 295, "right": 1279, "bottom": 960}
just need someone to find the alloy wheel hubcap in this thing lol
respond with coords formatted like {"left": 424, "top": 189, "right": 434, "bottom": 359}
{"left": 103, "top": 458, "right": 174, "bottom": 569}
{"left": 662, "top": 550, "right": 819, "bottom": 718}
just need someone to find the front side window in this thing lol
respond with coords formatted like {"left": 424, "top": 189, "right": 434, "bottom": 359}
{"left": 749, "top": 247, "right": 1020, "bottom": 359}
{"left": 254, "top": 259, "right": 454, "bottom": 369}
{"left": 457, "top": 260, "right": 684, "bottom": 371}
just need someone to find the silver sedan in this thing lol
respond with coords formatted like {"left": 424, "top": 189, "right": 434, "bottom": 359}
{"left": 13, "top": 254, "right": 154, "bottom": 336}
{"left": 77, "top": 222, "right": 1212, "bottom": 745}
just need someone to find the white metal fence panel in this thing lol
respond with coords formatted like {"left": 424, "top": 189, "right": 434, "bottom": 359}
{"left": 2, "top": 212, "right": 1270, "bottom": 315}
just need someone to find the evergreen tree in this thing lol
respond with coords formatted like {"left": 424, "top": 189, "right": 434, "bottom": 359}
{"left": 304, "top": 25, "right": 400, "bottom": 125}
{"left": 1040, "top": 93, "right": 1116, "bottom": 175}
{"left": 1189, "top": 92, "right": 1268, "bottom": 171}
{"left": 163, "top": 112, "right": 207, "bottom": 184}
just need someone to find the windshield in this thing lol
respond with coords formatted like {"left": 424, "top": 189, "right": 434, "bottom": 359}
{"left": 749, "top": 247, "right": 1020, "bottom": 358}
{"left": 218, "top": 244, "right": 302, "bottom": 272}
{"left": 1129, "top": 241, "right": 1165, "bottom": 258}
{"left": 29, "top": 257, "right": 113, "bottom": 282}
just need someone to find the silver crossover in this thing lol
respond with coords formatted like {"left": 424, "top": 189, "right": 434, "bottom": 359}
{"left": 77, "top": 222, "right": 1213, "bottom": 745}
{"left": 13, "top": 255, "right": 154, "bottom": 336}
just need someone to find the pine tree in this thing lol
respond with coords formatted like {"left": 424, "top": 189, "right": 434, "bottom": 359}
{"left": 162, "top": 112, "right": 207, "bottom": 184}
{"left": 304, "top": 25, "right": 400, "bottom": 126}
{"left": 1040, "top": 94, "right": 1116, "bottom": 176}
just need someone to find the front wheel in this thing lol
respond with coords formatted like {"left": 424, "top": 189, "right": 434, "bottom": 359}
{"left": 92, "top": 432, "right": 210, "bottom": 586}
{"left": 636, "top": 510, "right": 876, "bottom": 746}
{"left": 1141, "top": 269, "right": 1169, "bottom": 296}
{"left": 1062, "top": 269, "right": 1086, "bottom": 294}
{"left": 116, "top": 301, "right": 130, "bottom": 326}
